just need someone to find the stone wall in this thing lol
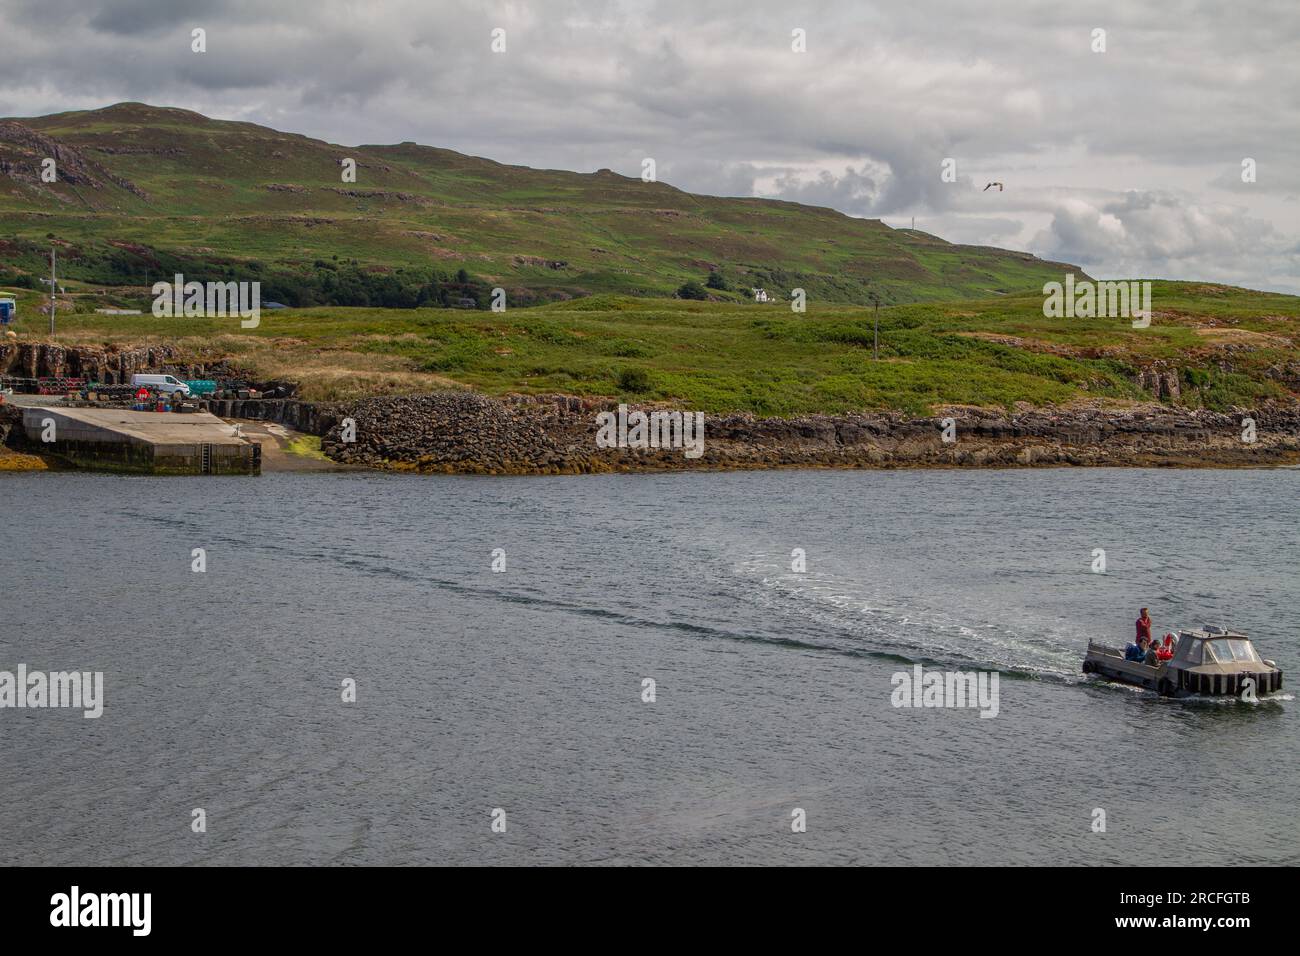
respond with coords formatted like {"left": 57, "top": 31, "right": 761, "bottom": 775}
{"left": 198, "top": 397, "right": 345, "bottom": 435}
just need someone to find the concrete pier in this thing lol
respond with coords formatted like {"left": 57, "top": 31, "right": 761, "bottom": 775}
{"left": 21, "top": 407, "right": 260, "bottom": 475}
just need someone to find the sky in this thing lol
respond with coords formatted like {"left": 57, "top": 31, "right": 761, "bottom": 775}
{"left": 2, "top": 0, "right": 1297, "bottom": 293}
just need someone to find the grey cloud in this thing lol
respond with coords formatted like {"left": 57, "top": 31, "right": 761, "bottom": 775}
{"left": 656, "top": 161, "right": 762, "bottom": 199}
{"left": 764, "top": 166, "right": 880, "bottom": 216}
{"left": 88, "top": 0, "right": 237, "bottom": 36}
{"left": 1032, "top": 190, "right": 1300, "bottom": 294}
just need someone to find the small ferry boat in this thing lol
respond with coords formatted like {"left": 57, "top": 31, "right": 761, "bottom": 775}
{"left": 1083, "top": 625, "right": 1283, "bottom": 697}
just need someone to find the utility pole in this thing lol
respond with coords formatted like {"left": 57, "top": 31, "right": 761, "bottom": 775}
{"left": 49, "top": 246, "right": 56, "bottom": 337}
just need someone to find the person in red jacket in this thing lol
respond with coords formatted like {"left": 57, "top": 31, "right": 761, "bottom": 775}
{"left": 1136, "top": 608, "right": 1152, "bottom": 645}
{"left": 1156, "top": 634, "right": 1176, "bottom": 661}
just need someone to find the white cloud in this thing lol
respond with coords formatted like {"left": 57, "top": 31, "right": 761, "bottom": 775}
{"left": 1032, "top": 191, "right": 1300, "bottom": 294}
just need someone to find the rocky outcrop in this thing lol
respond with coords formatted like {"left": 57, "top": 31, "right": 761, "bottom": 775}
{"left": 326, "top": 187, "right": 428, "bottom": 205}
{"left": 0, "top": 122, "right": 101, "bottom": 187}
{"left": 511, "top": 255, "right": 569, "bottom": 270}
{"left": 1262, "top": 359, "right": 1300, "bottom": 392}
{"left": 0, "top": 342, "right": 188, "bottom": 382}
{"left": 289, "top": 392, "right": 1300, "bottom": 474}
{"left": 0, "top": 341, "right": 295, "bottom": 397}
{"left": 1133, "top": 363, "right": 1182, "bottom": 401}
{"left": 0, "top": 121, "right": 148, "bottom": 198}
{"left": 90, "top": 145, "right": 187, "bottom": 157}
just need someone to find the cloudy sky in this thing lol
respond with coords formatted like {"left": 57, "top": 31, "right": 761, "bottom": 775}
{"left": 2, "top": 0, "right": 1297, "bottom": 293}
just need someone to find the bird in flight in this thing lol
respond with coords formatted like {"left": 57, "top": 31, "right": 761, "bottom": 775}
{"left": 983, "top": 182, "right": 1004, "bottom": 192}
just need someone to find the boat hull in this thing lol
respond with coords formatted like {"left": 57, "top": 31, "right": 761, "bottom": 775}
{"left": 1082, "top": 642, "right": 1283, "bottom": 697}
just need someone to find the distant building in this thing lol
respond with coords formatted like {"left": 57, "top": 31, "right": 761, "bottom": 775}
{"left": 94, "top": 308, "right": 143, "bottom": 315}
{"left": 454, "top": 297, "right": 478, "bottom": 309}
{"left": 752, "top": 287, "right": 769, "bottom": 302}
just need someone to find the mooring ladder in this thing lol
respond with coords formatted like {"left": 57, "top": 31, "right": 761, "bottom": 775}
{"left": 201, "top": 443, "right": 212, "bottom": 475}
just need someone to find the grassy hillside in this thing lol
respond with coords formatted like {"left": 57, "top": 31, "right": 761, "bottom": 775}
{"left": 0, "top": 103, "right": 1082, "bottom": 307}
{"left": 7, "top": 281, "right": 1296, "bottom": 416}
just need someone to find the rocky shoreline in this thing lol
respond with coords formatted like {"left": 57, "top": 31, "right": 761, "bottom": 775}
{"left": 228, "top": 392, "right": 1300, "bottom": 474}
{"left": 7, "top": 386, "right": 1299, "bottom": 475}
{"left": 6, "top": 342, "right": 1299, "bottom": 474}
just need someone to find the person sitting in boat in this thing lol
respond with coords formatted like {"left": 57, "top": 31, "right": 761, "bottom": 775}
{"left": 1125, "top": 636, "right": 1147, "bottom": 662}
{"left": 1143, "top": 638, "right": 1161, "bottom": 666}
{"left": 1156, "top": 634, "right": 1176, "bottom": 661}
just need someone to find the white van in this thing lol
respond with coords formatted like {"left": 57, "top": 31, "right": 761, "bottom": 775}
{"left": 131, "top": 373, "right": 192, "bottom": 397}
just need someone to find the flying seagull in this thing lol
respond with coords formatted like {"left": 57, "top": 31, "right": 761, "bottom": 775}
{"left": 983, "top": 182, "right": 1004, "bottom": 192}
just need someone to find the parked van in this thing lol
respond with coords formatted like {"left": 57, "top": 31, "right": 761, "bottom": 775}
{"left": 130, "top": 373, "right": 192, "bottom": 397}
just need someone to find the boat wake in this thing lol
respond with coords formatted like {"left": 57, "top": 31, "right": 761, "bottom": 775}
{"left": 728, "top": 553, "right": 1096, "bottom": 682}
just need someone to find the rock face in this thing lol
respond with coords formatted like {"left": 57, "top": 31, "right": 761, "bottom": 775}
{"left": 0, "top": 122, "right": 100, "bottom": 188}
{"left": 290, "top": 392, "right": 1300, "bottom": 474}
{"left": 1133, "top": 363, "right": 1182, "bottom": 401}
{"left": 0, "top": 342, "right": 185, "bottom": 382}
{"left": 0, "top": 121, "right": 147, "bottom": 197}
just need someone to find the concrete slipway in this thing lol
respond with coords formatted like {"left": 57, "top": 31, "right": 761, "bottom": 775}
{"left": 21, "top": 406, "right": 260, "bottom": 475}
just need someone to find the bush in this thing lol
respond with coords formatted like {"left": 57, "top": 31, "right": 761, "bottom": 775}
{"left": 617, "top": 367, "right": 652, "bottom": 393}
{"left": 676, "top": 280, "right": 708, "bottom": 300}
{"left": 706, "top": 271, "right": 730, "bottom": 291}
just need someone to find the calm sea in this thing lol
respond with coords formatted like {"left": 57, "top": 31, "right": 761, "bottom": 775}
{"left": 1, "top": 468, "right": 1295, "bottom": 864}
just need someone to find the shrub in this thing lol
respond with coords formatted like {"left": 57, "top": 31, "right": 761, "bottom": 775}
{"left": 618, "top": 367, "right": 652, "bottom": 393}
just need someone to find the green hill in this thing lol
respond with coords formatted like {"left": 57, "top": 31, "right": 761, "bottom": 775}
{"left": 0, "top": 102, "right": 1083, "bottom": 307}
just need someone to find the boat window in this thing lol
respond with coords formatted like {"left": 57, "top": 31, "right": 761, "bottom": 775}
{"left": 1202, "top": 641, "right": 1220, "bottom": 663}
{"left": 1181, "top": 641, "right": 1202, "bottom": 664}
{"left": 1205, "top": 639, "right": 1254, "bottom": 663}
{"left": 1228, "top": 639, "right": 1258, "bottom": 662}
